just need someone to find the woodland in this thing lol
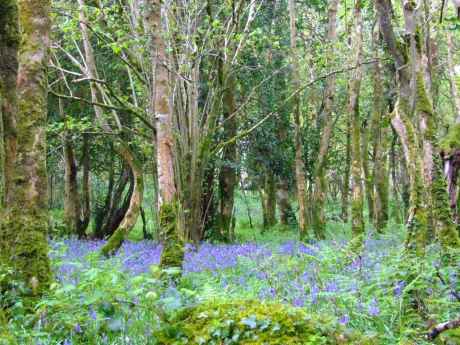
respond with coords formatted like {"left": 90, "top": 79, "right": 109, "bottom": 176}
{"left": 2, "top": 0, "right": 460, "bottom": 344}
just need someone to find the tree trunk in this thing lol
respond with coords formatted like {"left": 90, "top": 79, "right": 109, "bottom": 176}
{"left": 0, "top": 0, "right": 19, "bottom": 207}
{"left": 376, "top": 0, "right": 427, "bottom": 255}
{"left": 260, "top": 172, "right": 276, "bottom": 230}
{"left": 63, "top": 128, "right": 81, "bottom": 236}
{"left": 310, "top": 0, "right": 339, "bottom": 239}
{"left": 443, "top": 32, "right": 460, "bottom": 222}
{"left": 78, "top": 0, "right": 144, "bottom": 254}
{"left": 362, "top": 119, "right": 373, "bottom": 222}
{"left": 146, "top": 0, "right": 183, "bottom": 269}
{"left": 348, "top": 0, "right": 365, "bottom": 242}
{"left": 341, "top": 118, "right": 351, "bottom": 222}
{"left": 0, "top": 0, "right": 52, "bottom": 297}
{"left": 370, "top": 20, "right": 389, "bottom": 232}
{"left": 277, "top": 179, "right": 296, "bottom": 226}
{"left": 218, "top": 64, "right": 238, "bottom": 242}
{"left": 101, "top": 147, "right": 144, "bottom": 256}
{"left": 288, "top": 0, "right": 308, "bottom": 239}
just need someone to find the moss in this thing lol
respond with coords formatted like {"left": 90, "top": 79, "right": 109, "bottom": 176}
{"left": 416, "top": 73, "right": 435, "bottom": 141}
{"left": 311, "top": 174, "right": 327, "bottom": 240}
{"left": 351, "top": 198, "right": 365, "bottom": 238}
{"left": 431, "top": 154, "right": 460, "bottom": 249}
{"left": 0, "top": 209, "right": 52, "bottom": 297}
{"left": 155, "top": 299, "right": 373, "bottom": 345}
{"left": 440, "top": 124, "right": 460, "bottom": 156}
{"left": 391, "top": 100, "right": 429, "bottom": 255}
{"left": 159, "top": 202, "right": 184, "bottom": 270}
{"left": 100, "top": 227, "right": 125, "bottom": 257}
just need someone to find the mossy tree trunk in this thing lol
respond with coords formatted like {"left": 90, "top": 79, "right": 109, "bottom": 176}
{"left": 310, "top": 0, "right": 339, "bottom": 240}
{"left": 348, "top": 0, "right": 365, "bottom": 242}
{"left": 370, "top": 20, "right": 389, "bottom": 232}
{"left": 0, "top": 0, "right": 52, "bottom": 297}
{"left": 376, "top": 0, "right": 456, "bottom": 254}
{"left": 288, "top": 0, "right": 308, "bottom": 239}
{"left": 443, "top": 32, "right": 460, "bottom": 222}
{"left": 0, "top": 0, "right": 19, "bottom": 208}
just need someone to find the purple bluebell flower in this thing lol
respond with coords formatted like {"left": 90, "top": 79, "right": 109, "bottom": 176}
{"left": 74, "top": 323, "right": 82, "bottom": 333}
{"left": 368, "top": 298, "right": 380, "bottom": 317}
{"left": 339, "top": 314, "right": 350, "bottom": 325}
{"left": 393, "top": 281, "right": 405, "bottom": 297}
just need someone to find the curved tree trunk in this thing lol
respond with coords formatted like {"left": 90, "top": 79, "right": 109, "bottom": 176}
{"left": 78, "top": 0, "right": 144, "bottom": 252}
{"left": 101, "top": 146, "right": 144, "bottom": 256}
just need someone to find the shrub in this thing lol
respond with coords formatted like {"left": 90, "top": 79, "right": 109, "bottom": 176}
{"left": 154, "top": 299, "right": 373, "bottom": 345}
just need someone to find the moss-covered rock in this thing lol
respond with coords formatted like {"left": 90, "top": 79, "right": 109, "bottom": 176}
{"left": 154, "top": 299, "right": 374, "bottom": 345}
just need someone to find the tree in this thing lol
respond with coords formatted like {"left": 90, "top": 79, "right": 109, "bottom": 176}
{"left": 310, "top": 0, "right": 339, "bottom": 239}
{"left": 0, "top": 0, "right": 52, "bottom": 297}
{"left": 288, "top": 0, "right": 308, "bottom": 239}
{"left": 348, "top": 0, "right": 364, "bottom": 243}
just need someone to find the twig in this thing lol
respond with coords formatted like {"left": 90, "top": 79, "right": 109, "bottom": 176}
{"left": 427, "top": 318, "right": 460, "bottom": 340}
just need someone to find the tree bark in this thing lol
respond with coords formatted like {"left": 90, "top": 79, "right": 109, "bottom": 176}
{"left": 0, "top": 0, "right": 52, "bottom": 297}
{"left": 370, "top": 19, "right": 389, "bottom": 232}
{"left": 310, "top": 0, "right": 339, "bottom": 239}
{"left": 260, "top": 171, "right": 276, "bottom": 230}
{"left": 145, "top": 0, "right": 183, "bottom": 269}
{"left": 288, "top": 0, "right": 308, "bottom": 239}
{"left": 277, "top": 179, "right": 296, "bottom": 226}
{"left": 218, "top": 64, "right": 238, "bottom": 242}
{"left": 341, "top": 118, "right": 351, "bottom": 222}
{"left": 0, "top": 0, "right": 19, "bottom": 207}
{"left": 348, "top": 0, "right": 365, "bottom": 242}
{"left": 443, "top": 32, "right": 460, "bottom": 222}
{"left": 376, "top": 0, "right": 429, "bottom": 255}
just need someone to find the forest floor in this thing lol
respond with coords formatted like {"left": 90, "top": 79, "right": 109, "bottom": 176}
{"left": 5, "top": 196, "right": 460, "bottom": 344}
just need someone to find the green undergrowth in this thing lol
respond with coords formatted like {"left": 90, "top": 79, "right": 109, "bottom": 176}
{"left": 155, "top": 299, "right": 373, "bottom": 345}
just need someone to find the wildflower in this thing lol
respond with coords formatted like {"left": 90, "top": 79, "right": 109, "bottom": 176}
{"left": 339, "top": 314, "right": 350, "bottom": 325}
{"left": 292, "top": 297, "right": 305, "bottom": 307}
{"left": 393, "top": 281, "right": 405, "bottom": 297}
{"left": 368, "top": 298, "right": 380, "bottom": 317}
{"left": 74, "top": 323, "right": 82, "bottom": 333}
